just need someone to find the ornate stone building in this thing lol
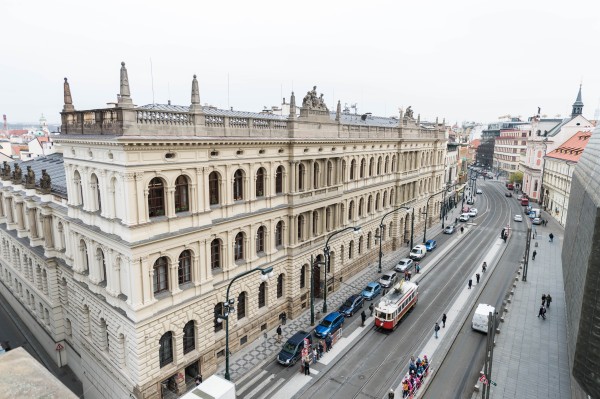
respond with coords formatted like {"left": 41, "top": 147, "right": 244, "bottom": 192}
{"left": 0, "top": 63, "right": 446, "bottom": 399}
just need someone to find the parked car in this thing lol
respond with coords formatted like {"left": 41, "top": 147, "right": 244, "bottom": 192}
{"left": 361, "top": 282, "right": 382, "bottom": 300}
{"left": 459, "top": 213, "right": 470, "bottom": 222}
{"left": 425, "top": 239, "right": 437, "bottom": 251}
{"left": 409, "top": 245, "right": 427, "bottom": 260}
{"left": 379, "top": 271, "right": 398, "bottom": 289}
{"left": 395, "top": 258, "right": 414, "bottom": 272}
{"left": 514, "top": 214, "right": 523, "bottom": 222}
{"left": 277, "top": 331, "right": 312, "bottom": 366}
{"left": 314, "top": 311, "right": 345, "bottom": 338}
{"left": 468, "top": 208, "right": 478, "bottom": 217}
{"left": 476, "top": 189, "right": 483, "bottom": 194}
{"left": 467, "top": 198, "right": 475, "bottom": 205}
{"left": 532, "top": 217, "right": 542, "bottom": 225}
{"left": 338, "top": 294, "right": 365, "bottom": 317}
{"left": 505, "top": 191, "right": 512, "bottom": 197}
{"left": 444, "top": 225, "right": 456, "bottom": 234}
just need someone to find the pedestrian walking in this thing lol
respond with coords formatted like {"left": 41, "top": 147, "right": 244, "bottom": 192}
{"left": 195, "top": 374, "right": 202, "bottom": 386}
{"left": 468, "top": 279, "right": 472, "bottom": 289}
{"left": 303, "top": 356, "right": 311, "bottom": 375}
{"left": 538, "top": 305, "right": 546, "bottom": 319}
{"left": 549, "top": 233, "right": 554, "bottom": 242}
{"left": 476, "top": 273, "right": 480, "bottom": 284}
{"left": 546, "top": 294, "right": 552, "bottom": 308}
{"left": 313, "top": 346, "right": 319, "bottom": 361}
{"left": 542, "top": 294, "right": 547, "bottom": 306}
{"left": 281, "top": 312, "right": 287, "bottom": 325}
{"left": 532, "top": 250, "right": 537, "bottom": 260}
{"left": 318, "top": 341, "right": 324, "bottom": 358}
{"left": 434, "top": 322, "right": 440, "bottom": 338}
{"left": 415, "top": 262, "right": 420, "bottom": 274}
{"left": 369, "top": 302, "right": 374, "bottom": 317}
{"left": 442, "top": 313, "right": 447, "bottom": 328}
{"left": 325, "top": 334, "right": 332, "bottom": 352}
{"left": 388, "top": 388, "right": 395, "bottom": 399}
{"left": 461, "top": 226, "right": 464, "bottom": 234}
{"left": 482, "top": 262, "right": 487, "bottom": 273}
{"left": 361, "top": 310, "right": 367, "bottom": 327}
{"left": 276, "top": 325, "right": 282, "bottom": 343}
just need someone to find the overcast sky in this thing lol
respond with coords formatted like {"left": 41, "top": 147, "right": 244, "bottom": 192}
{"left": 2, "top": 0, "right": 599, "bottom": 125}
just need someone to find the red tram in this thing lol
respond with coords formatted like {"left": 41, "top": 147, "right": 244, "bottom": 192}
{"left": 374, "top": 280, "right": 419, "bottom": 330}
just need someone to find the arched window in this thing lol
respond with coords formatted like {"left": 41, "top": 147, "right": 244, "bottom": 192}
{"left": 358, "top": 236, "right": 363, "bottom": 254}
{"left": 234, "top": 232, "right": 245, "bottom": 261}
{"left": 383, "top": 192, "right": 388, "bottom": 208}
{"left": 312, "top": 212, "right": 319, "bottom": 236}
{"left": 97, "top": 248, "right": 106, "bottom": 285}
{"left": 209, "top": 172, "right": 220, "bottom": 205}
{"left": 349, "top": 201, "right": 355, "bottom": 221}
{"left": 390, "top": 188, "right": 395, "bottom": 205}
{"left": 367, "top": 232, "right": 372, "bottom": 249}
{"left": 375, "top": 193, "right": 380, "bottom": 211}
{"left": 392, "top": 155, "right": 397, "bottom": 172}
{"left": 368, "top": 195, "right": 373, "bottom": 213}
{"left": 297, "top": 215, "right": 305, "bottom": 241}
{"left": 300, "top": 264, "right": 307, "bottom": 289}
{"left": 369, "top": 158, "right": 374, "bottom": 176}
{"left": 153, "top": 257, "right": 169, "bottom": 294}
{"left": 327, "top": 161, "right": 333, "bottom": 186}
{"left": 256, "top": 226, "right": 266, "bottom": 254}
{"left": 178, "top": 250, "right": 192, "bottom": 285}
{"left": 313, "top": 162, "right": 320, "bottom": 189}
{"left": 359, "top": 198, "right": 364, "bottom": 217}
{"left": 256, "top": 168, "right": 266, "bottom": 197}
{"left": 74, "top": 170, "right": 83, "bottom": 206}
{"left": 258, "top": 282, "right": 266, "bottom": 308}
{"left": 350, "top": 160, "right": 356, "bottom": 180}
{"left": 342, "top": 160, "right": 347, "bottom": 182}
{"left": 377, "top": 157, "right": 382, "bottom": 175}
{"left": 148, "top": 178, "right": 165, "bottom": 217}
{"left": 277, "top": 274, "right": 284, "bottom": 298}
{"left": 91, "top": 173, "right": 101, "bottom": 212}
{"left": 275, "top": 166, "right": 284, "bottom": 194}
{"left": 275, "top": 221, "right": 284, "bottom": 247}
{"left": 349, "top": 241, "right": 354, "bottom": 259}
{"left": 211, "top": 239, "right": 221, "bottom": 270}
{"left": 326, "top": 207, "right": 332, "bottom": 231}
{"left": 183, "top": 320, "right": 195, "bottom": 354}
{"left": 214, "top": 303, "right": 224, "bottom": 332}
{"left": 237, "top": 292, "right": 246, "bottom": 320}
{"left": 385, "top": 156, "right": 389, "bottom": 173}
{"left": 233, "top": 170, "right": 244, "bottom": 201}
{"left": 175, "top": 175, "right": 189, "bottom": 212}
{"left": 80, "top": 240, "right": 89, "bottom": 273}
{"left": 360, "top": 159, "right": 366, "bottom": 178}
{"left": 159, "top": 332, "right": 173, "bottom": 368}
{"left": 298, "top": 164, "right": 306, "bottom": 191}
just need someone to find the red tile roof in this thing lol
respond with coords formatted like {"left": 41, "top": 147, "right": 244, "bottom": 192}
{"left": 545, "top": 131, "right": 592, "bottom": 162}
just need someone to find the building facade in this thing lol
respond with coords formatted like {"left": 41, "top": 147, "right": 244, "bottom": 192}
{"left": 542, "top": 131, "right": 591, "bottom": 226}
{"left": 0, "top": 64, "right": 447, "bottom": 399}
{"left": 493, "top": 127, "right": 528, "bottom": 174}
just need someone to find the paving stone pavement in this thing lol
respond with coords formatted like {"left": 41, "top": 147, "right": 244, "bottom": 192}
{"left": 215, "top": 204, "right": 467, "bottom": 383}
{"left": 471, "top": 212, "right": 571, "bottom": 399}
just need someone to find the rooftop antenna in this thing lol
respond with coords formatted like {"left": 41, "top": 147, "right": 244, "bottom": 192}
{"left": 150, "top": 57, "right": 155, "bottom": 105}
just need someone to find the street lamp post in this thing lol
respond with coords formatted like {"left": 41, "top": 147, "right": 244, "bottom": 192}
{"left": 215, "top": 266, "right": 274, "bottom": 381}
{"left": 310, "top": 255, "right": 325, "bottom": 326}
{"left": 377, "top": 207, "right": 411, "bottom": 273}
{"left": 423, "top": 183, "right": 462, "bottom": 243}
{"left": 323, "top": 226, "right": 361, "bottom": 313}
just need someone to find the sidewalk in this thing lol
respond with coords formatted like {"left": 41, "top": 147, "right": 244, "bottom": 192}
{"left": 214, "top": 203, "right": 467, "bottom": 385}
{"left": 471, "top": 214, "right": 571, "bottom": 398}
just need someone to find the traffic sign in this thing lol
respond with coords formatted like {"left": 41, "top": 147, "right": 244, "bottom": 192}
{"left": 55, "top": 343, "right": 64, "bottom": 351}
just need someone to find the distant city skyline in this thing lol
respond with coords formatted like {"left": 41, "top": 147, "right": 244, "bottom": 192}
{"left": 2, "top": 0, "right": 599, "bottom": 125}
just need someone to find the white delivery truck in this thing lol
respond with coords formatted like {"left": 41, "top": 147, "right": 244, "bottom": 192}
{"left": 179, "top": 375, "right": 235, "bottom": 399}
{"left": 529, "top": 208, "right": 541, "bottom": 219}
{"left": 472, "top": 303, "right": 496, "bottom": 333}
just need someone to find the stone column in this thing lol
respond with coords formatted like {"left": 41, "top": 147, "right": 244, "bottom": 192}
{"left": 15, "top": 202, "right": 25, "bottom": 231}
{"left": 289, "top": 162, "right": 296, "bottom": 193}
{"left": 125, "top": 257, "right": 143, "bottom": 309}
{"left": 135, "top": 173, "right": 146, "bottom": 224}
{"left": 43, "top": 215, "right": 54, "bottom": 249}
{"left": 28, "top": 208, "right": 38, "bottom": 238}
{"left": 142, "top": 257, "right": 154, "bottom": 305}
{"left": 169, "top": 262, "right": 181, "bottom": 294}
{"left": 166, "top": 188, "right": 176, "bottom": 218}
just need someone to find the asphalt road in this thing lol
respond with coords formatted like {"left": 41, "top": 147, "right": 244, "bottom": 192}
{"left": 293, "top": 179, "right": 521, "bottom": 399}
{"left": 424, "top": 182, "right": 528, "bottom": 398}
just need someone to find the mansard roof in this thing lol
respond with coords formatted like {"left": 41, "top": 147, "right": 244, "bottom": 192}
{"left": 14, "top": 153, "right": 66, "bottom": 196}
{"left": 546, "top": 131, "right": 592, "bottom": 163}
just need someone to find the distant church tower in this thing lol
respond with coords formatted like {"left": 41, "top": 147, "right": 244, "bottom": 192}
{"left": 571, "top": 84, "right": 584, "bottom": 118}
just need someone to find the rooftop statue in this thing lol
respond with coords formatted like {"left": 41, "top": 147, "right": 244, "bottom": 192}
{"left": 405, "top": 106, "right": 414, "bottom": 119}
{"left": 40, "top": 169, "right": 52, "bottom": 193}
{"left": 12, "top": 164, "right": 22, "bottom": 184}
{"left": 25, "top": 166, "right": 36, "bottom": 188}
{"left": 302, "top": 86, "right": 329, "bottom": 111}
{"left": 2, "top": 161, "right": 11, "bottom": 180}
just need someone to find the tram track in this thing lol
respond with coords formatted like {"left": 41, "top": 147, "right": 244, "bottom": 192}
{"left": 299, "top": 180, "right": 514, "bottom": 399}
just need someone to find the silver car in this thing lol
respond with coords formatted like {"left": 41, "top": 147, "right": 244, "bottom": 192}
{"left": 379, "top": 271, "right": 398, "bottom": 289}
{"left": 395, "top": 258, "right": 414, "bottom": 272}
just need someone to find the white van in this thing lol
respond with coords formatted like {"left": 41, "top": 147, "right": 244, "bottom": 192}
{"left": 409, "top": 245, "right": 427, "bottom": 260}
{"left": 472, "top": 303, "right": 495, "bottom": 333}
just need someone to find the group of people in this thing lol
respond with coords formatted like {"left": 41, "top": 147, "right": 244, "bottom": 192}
{"left": 404, "top": 269, "right": 412, "bottom": 281}
{"left": 538, "top": 293, "right": 552, "bottom": 320}
{"left": 302, "top": 335, "right": 334, "bottom": 374}
{"left": 398, "top": 355, "right": 430, "bottom": 397}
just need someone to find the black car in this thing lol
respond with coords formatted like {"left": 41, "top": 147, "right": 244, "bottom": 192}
{"left": 338, "top": 294, "right": 365, "bottom": 317}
